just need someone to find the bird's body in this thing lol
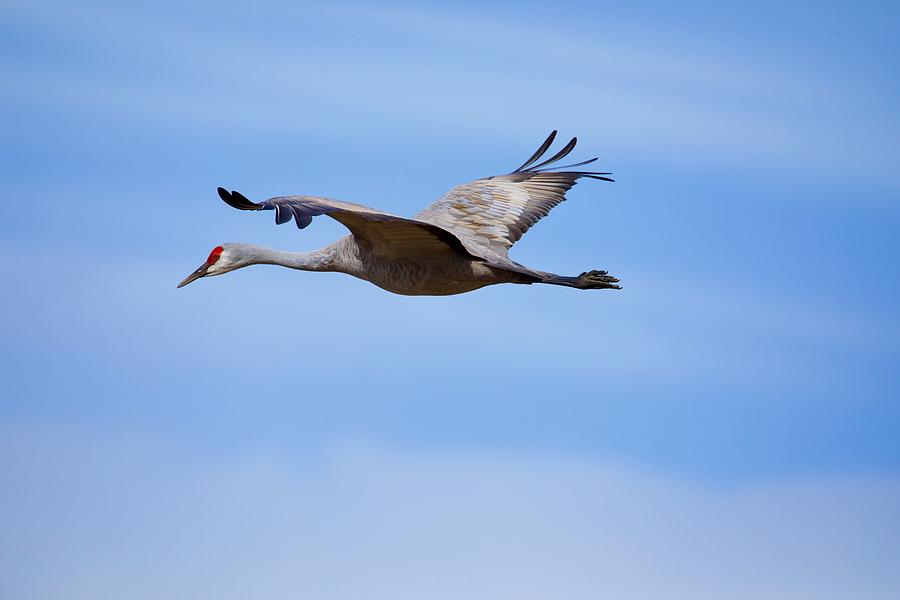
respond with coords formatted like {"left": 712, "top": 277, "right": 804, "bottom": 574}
{"left": 339, "top": 236, "right": 523, "bottom": 296}
{"left": 221, "top": 237, "right": 522, "bottom": 296}
{"left": 178, "top": 132, "right": 622, "bottom": 295}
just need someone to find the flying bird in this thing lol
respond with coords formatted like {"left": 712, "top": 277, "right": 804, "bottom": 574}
{"left": 178, "top": 131, "right": 621, "bottom": 296}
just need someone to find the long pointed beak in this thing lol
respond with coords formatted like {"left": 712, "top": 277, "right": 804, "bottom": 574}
{"left": 177, "top": 263, "right": 209, "bottom": 288}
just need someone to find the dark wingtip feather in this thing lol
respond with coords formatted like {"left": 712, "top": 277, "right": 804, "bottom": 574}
{"left": 533, "top": 157, "right": 599, "bottom": 172}
{"left": 274, "top": 203, "right": 293, "bottom": 225}
{"left": 294, "top": 212, "right": 313, "bottom": 229}
{"left": 514, "top": 130, "right": 558, "bottom": 173}
{"left": 217, "top": 187, "right": 262, "bottom": 211}
{"left": 231, "top": 190, "right": 259, "bottom": 209}
{"left": 526, "top": 137, "right": 579, "bottom": 171}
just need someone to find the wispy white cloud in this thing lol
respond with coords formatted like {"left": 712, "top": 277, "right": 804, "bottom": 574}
{"left": 3, "top": 0, "right": 897, "bottom": 186}
{"left": 2, "top": 421, "right": 898, "bottom": 599}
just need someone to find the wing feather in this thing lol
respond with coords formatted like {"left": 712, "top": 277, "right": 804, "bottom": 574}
{"left": 526, "top": 136, "right": 577, "bottom": 171}
{"left": 216, "top": 187, "right": 480, "bottom": 261}
{"left": 513, "top": 130, "right": 558, "bottom": 172}
{"left": 414, "top": 133, "right": 613, "bottom": 261}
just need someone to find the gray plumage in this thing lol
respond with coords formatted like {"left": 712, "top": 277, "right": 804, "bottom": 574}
{"left": 179, "top": 132, "right": 621, "bottom": 295}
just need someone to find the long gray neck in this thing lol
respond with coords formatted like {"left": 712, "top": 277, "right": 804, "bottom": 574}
{"left": 239, "top": 244, "right": 338, "bottom": 272}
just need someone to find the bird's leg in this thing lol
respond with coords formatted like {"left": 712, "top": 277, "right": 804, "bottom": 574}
{"left": 540, "top": 269, "right": 621, "bottom": 290}
{"left": 575, "top": 269, "right": 621, "bottom": 290}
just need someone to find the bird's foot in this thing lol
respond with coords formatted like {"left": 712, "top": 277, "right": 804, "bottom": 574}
{"left": 576, "top": 269, "right": 621, "bottom": 290}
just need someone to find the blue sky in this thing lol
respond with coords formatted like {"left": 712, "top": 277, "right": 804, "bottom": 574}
{"left": 2, "top": 0, "right": 899, "bottom": 597}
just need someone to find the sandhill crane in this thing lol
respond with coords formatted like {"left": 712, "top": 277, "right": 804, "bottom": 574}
{"left": 177, "top": 131, "right": 621, "bottom": 296}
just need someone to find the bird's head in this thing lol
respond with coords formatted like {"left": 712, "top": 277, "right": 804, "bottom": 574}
{"left": 177, "top": 243, "right": 249, "bottom": 288}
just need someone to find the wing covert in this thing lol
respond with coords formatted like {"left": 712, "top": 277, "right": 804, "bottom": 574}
{"left": 414, "top": 132, "right": 613, "bottom": 261}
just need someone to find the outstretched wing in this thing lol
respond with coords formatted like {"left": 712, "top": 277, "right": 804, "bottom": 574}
{"left": 414, "top": 131, "right": 613, "bottom": 262}
{"left": 217, "top": 187, "right": 479, "bottom": 261}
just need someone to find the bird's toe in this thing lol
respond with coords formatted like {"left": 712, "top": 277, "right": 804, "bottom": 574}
{"left": 578, "top": 269, "right": 622, "bottom": 289}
